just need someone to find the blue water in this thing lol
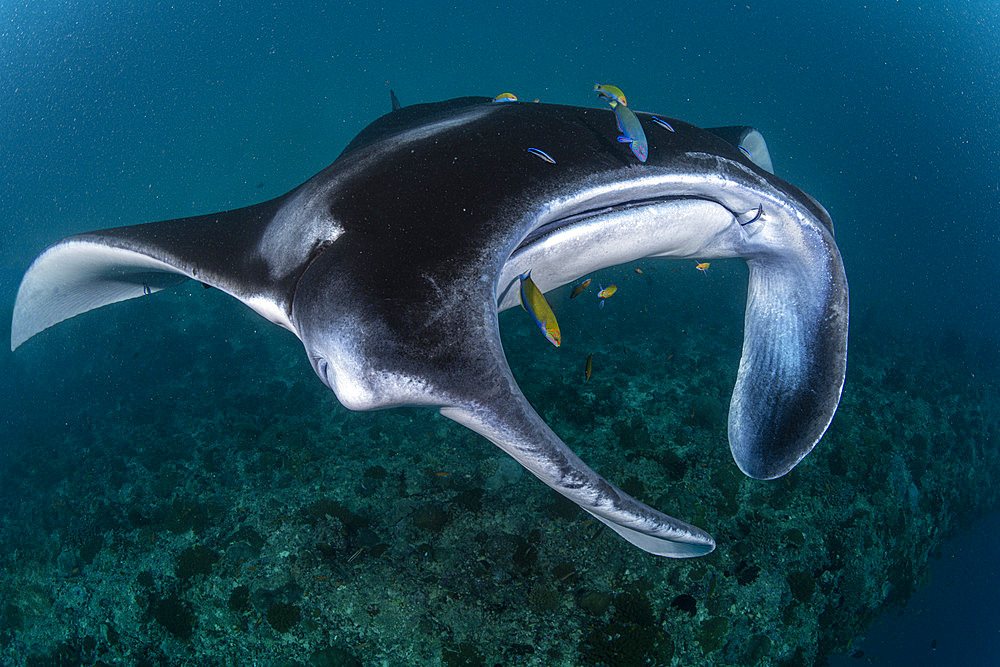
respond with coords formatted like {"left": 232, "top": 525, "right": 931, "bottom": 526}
{"left": 4, "top": 2, "right": 997, "bottom": 338}
{"left": 2, "top": 1, "right": 999, "bottom": 665}
{"left": 828, "top": 509, "right": 1000, "bottom": 666}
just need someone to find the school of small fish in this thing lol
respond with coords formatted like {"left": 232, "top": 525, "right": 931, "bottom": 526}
{"left": 512, "top": 85, "right": 721, "bottom": 377}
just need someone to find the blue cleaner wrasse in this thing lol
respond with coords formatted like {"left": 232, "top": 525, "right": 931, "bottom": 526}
{"left": 519, "top": 272, "right": 561, "bottom": 347}
{"left": 650, "top": 116, "right": 675, "bottom": 132}
{"left": 738, "top": 204, "right": 764, "bottom": 226}
{"left": 492, "top": 92, "right": 518, "bottom": 103}
{"left": 612, "top": 103, "right": 648, "bottom": 163}
{"left": 526, "top": 147, "right": 556, "bottom": 164}
{"left": 570, "top": 278, "right": 591, "bottom": 299}
{"left": 585, "top": 353, "right": 593, "bottom": 381}
{"left": 593, "top": 84, "right": 627, "bottom": 107}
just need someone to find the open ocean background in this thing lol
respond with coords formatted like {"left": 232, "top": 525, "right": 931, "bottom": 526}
{"left": 2, "top": 2, "right": 998, "bottom": 665}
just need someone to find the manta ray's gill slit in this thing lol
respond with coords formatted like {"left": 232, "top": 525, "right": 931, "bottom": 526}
{"left": 308, "top": 356, "right": 333, "bottom": 389}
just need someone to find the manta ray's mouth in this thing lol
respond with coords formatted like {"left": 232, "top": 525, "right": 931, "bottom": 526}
{"left": 496, "top": 193, "right": 753, "bottom": 310}
{"left": 513, "top": 195, "right": 735, "bottom": 256}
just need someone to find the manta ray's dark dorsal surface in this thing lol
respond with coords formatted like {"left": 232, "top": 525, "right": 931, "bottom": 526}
{"left": 11, "top": 96, "right": 848, "bottom": 557}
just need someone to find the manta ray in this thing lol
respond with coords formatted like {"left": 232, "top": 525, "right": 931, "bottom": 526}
{"left": 10, "top": 95, "right": 848, "bottom": 557}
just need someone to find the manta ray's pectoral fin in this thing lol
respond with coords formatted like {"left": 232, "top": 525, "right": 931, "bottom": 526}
{"left": 10, "top": 238, "right": 190, "bottom": 350}
{"left": 10, "top": 198, "right": 298, "bottom": 351}
{"left": 440, "top": 386, "right": 716, "bottom": 558}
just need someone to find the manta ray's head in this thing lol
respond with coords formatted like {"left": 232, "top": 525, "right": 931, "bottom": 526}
{"left": 489, "top": 125, "right": 846, "bottom": 481}
{"left": 281, "top": 101, "right": 847, "bottom": 557}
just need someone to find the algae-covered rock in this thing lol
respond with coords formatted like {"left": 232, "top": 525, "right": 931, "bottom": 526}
{"left": 552, "top": 561, "right": 579, "bottom": 585}
{"left": 266, "top": 602, "right": 301, "bottom": 633}
{"left": 412, "top": 502, "right": 449, "bottom": 532}
{"left": 228, "top": 585, "right": 250, "bottom": 613}
{"left": 528, "top": 582, "right": 560, "bottom": 612}
{"left": 697, "top": 616, "right": 729, "bottom": 653}
{"left": 613, "top": 589, "right": 656, "bottom": 628}
{"left": 151, "top": 595, "right": 195, "bottom": 639}
{"left": 583, "top": 622, "right": 673, "bottom": 667}
{"left": 670, "top": 593, "right": 697, "bottom": 616}
{"left": 176, "top": 544, "right": 219, "bottom": 580}
{"left": 746, "top": 634, "right": 772, "bottom": 663}
{"left": 578, "top": 591, "right": 612, "bottom": 616}
{"left": 442, "top": 641, "right": 484, "bottom": 667}
{"left": 164, "top": 499, "right": 212, "bottom": 534}
{"left": 783, "top": 528, "right": 806, "bottom": 548}
{"left": 310, "top": 645, "right": 363, "bottom": 667}
{"left": 787, "top": 570, "right": 816, "bottom": 603}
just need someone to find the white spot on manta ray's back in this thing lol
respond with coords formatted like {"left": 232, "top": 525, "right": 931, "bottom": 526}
{"left": 259, "top": 183, "right": 344, "bottom": 281}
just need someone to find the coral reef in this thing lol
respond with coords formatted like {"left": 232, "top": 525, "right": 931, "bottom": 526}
{"left": 2, "top": 274, "right": 999, "bottom": 665}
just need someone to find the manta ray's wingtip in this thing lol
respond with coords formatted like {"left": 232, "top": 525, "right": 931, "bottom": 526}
{"left": 441, "top": 401, "right": 717, "bottom": 559}
{"left": 10, "top": 323, "right": 28, "bottom": 352}
{"left": 10, "top": 238, "right": 191, "bottom": 353}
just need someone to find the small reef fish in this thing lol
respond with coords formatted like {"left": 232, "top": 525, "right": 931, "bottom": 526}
{"left": 519, "top": 272, "right": 561, "bottom": 347}
{"left": 492, "top": 92, "right": 518, "bottom": 103}
{"left": 593, "top": 83, "right": 627, "bottom": 107}
{"left": 737, "top": 144, "right": 753, "bottom": 160}
{"left": 696, "top": 262, "right": 710, "bottom": 273}
{"left": 585, "top": 353, "right": 593, "bottom": 381}
{"left": 526, "top": 147, "right": 556, "bottom": 164}
{"left": 597, "top": 283, "right": 617, "bottom": 308}
{"left": 570, "top": 278, "right": 591, "bottom": 299}
{"left": 634, "top": 268, "right": 644, "bottom": 274}
{"left": 612, "top": 103, "right": 648, "bottom": 163}
{"left": 650, "top": 116, "right": 675, "bottom": 132}
{"left": 739, "top": 204, "right": 764, "bottom": 226}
